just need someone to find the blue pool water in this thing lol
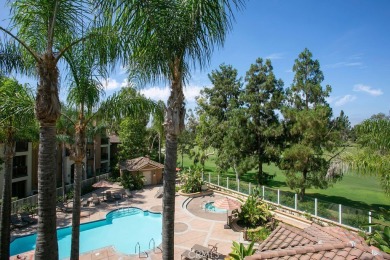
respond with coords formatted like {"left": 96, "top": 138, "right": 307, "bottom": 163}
{"left": 11, "top": 207, "right": 162, "bottom": 259}
{"left": 204, "top": 202, "right": 227, "bottom": 213}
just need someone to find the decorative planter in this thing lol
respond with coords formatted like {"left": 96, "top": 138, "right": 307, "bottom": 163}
{"left": 178, "top": 189, "right": 214, "bottom": 198}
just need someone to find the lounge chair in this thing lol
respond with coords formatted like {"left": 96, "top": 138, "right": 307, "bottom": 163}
{"left": 125, "top": 189, "right": 133, "bottom": 198}
{"left": 181, "top": 249, "right": 205, "bottom": 260}
{"left": 11, "top": 214, "right": 28, "bottom": 229}
{"left": 20, "top": 212, "right": 37, "bottom": 224}
{"left": 155, "top": 187, "right": 163, "bottom": 198}
{"left": 191, "top": 243, "right": 218, "bottom": 259}
{"left": 91, "top": 193, "right": 100, "bottom": 205}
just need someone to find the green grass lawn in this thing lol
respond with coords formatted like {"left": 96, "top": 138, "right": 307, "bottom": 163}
{"left": 178, "top": 153, "right": 390, "bottom": 213}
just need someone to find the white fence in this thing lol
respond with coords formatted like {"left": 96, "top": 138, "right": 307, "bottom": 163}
{"left": 11, "top": 173, "right": 110, "bottom": 214}
{"left": 204, "top": 173, "right": 389, "bottom": 233}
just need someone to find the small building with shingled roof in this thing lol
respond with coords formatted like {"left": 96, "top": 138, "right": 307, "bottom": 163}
{"left": 119, "top": 156, "right": 164, "bottom": 186}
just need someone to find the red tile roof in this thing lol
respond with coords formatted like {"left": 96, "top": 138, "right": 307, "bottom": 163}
{"left": 245, "top": 224, "right": 390, "bottom": 260}
{"left": 119, "top": 156, "right": 164, "bottom": 171}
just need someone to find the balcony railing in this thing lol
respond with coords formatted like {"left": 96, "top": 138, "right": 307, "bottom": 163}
{"left": 13, "top": 166, "right": 28, "bottom": 179}
{"left": 15, "top": 142, "right": 28, "bottom": 152}
{"left": 101, "top": 153, "right": 109, "bottom": 161}
{"left": 101, "top": 137, "right": 109, "bottom": 145}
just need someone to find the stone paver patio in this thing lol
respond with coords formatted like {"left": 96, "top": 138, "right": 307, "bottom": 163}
{"left": 11, "top": 185, "right": 245, "bottom": 260}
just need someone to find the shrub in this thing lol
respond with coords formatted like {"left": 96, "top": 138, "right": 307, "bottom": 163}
{"left": 238, "top": 195, "right": 272, "bottom": 228}
{"left": 121, "top": 171, "right": 144, "bottom": 191}
{"left": 229, "top": 241, "right": 255, "bottom": 260}
{"left": 247, "top": 227, "right": 272, "bottom": 243}
{"left": 180, "top": 166, "right": 204, "bottom": 193}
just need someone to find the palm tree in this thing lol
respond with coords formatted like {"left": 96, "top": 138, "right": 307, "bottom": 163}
{"left": 0, "top": 1, "right": 120, "bottom": 258}
{"left": 344, "top": 118, "right": 390, "bottom": 196}
{"left": 62, "top": 43, "right": 160, "bottom": 258}
{"left": 0, "top": 77, "right": 36, "bottom": 260}
{"left": 101, "top": 1, "right": 245, "bottom": 258}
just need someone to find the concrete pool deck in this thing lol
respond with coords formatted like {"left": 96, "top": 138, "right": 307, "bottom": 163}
{"left": 11, "top": 185, "right": 246, "bottom": 260}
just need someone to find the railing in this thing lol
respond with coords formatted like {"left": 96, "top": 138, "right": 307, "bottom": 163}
{"left": 204, "top": 173, "right": 390, "bottom": 233}
{"left": 12, "top": 166, "right": 28, "bottom": 179}
{"left": 15, "top": 142, "right": 29, "bottom": 152}
{"left": 10, "top": 172, "right": 111, "bottom": 214}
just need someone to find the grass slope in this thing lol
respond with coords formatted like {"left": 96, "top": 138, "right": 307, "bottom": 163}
{"left": 178, "top": 153, "right": 390, "bottom": 212}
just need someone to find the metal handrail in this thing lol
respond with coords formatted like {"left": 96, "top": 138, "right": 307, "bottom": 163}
{"left": 135, "top": 242, "right": 141, "bottom": 257}
{"left": 149, "top": 238, "right": 155, "bottom": 252}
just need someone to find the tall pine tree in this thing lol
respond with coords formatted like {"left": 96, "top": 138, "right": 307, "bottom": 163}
{"left": 241, "top": 58, "right": 284, "bottom": 185}
{"left": 281, "top": 48, "right": 344, "bottom": 199}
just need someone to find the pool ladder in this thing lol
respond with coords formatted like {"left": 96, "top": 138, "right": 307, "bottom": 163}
{"left": 135, "top": 242, "right": 148, "bottom": 258}
{"left": 149, "top": 238, "right": 163, "bottom": 253}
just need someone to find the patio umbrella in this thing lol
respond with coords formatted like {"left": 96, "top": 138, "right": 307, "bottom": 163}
{"left": 92, "top": 179, "right": 114, "bottom": 188}
{"left": 213, "top": 197, "right": 241, "bottom": 211}
{"left": 213, "top": 197, "right": 241, "bottom": 227}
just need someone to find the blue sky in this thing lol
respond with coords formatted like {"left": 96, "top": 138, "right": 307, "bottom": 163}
{"left": 1, "top": 0, "right": 389, "bottom": 125}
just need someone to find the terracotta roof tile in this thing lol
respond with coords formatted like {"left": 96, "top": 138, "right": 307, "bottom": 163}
{"left": 245, "top": 223, "right": 390, "bottom": 260}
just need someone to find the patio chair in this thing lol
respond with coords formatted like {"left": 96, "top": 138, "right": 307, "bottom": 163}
{"left": 105, "top": 191, "right": 114, "bottom": 202}
{"left": 91, "top": 193, "right": 100, "bottom": 205}
{"left": 20, "top": 212, "right": 37, "bottom": 224}
{"left": 191, "top": 243, "right": 218, "bottom": 258}
{"left": 181, "top": 249, "right": 205, "bottom": 260}
{"left": 113, "top": 193, "right": 122, "bottom": 200}
{"left": 11, "top": 214, "right": 28, "bottom": 229}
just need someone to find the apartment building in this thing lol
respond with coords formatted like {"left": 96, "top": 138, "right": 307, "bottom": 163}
{"left": 0, "top": 135, "right": 118, "bottom": 199}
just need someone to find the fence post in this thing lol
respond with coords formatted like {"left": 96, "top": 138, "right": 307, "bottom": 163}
{"left": 208, "top": 173, "right": 211, "bottom": 183}
{"left": 262, "top": 186, "right": 265, "bottom": 199}
{"left": 295, "top": 194, "right": 297, "bottom": 210}
{"left": 218, "top": 175, "right": 220, "bottom": 186}
{"left": 227, "top": 177, "right": 229, "bottom": 189}
{"left": 315, "top": 198, "right": 318, "bottom": 216}
{"left": 237, "top": 179, "right": 240, "bottom": 192}
{"left": 249, "top": 183, "right": 251, "bottom": 195}
{"left": 277, "top": 189, "right": 280, "bottom": 204}
{"left": 339, "top": 204, "right": 342, "bottom": 224}
{"left": 369, "top": 211, "right": 372, "bottom": 233}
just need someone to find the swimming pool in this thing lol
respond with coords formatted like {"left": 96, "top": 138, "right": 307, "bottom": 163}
{"left": 11, "top": 207, "right": 162, "bottom": 259}
{"left": 204, "top": 202, "right": 227, "bottom": 213}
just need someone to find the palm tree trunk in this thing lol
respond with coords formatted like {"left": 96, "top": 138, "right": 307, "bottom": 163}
{"left": 0, "top": 128, "right": 15, "bottom": 260}
{"left": 35, "top": 55, "right": 61, "bottom": 260}
{"left": 35, "top": 124, "right": 59, "bottom": 260}
{"left": 70, "top": 161, "right": 82, "bottom": 260}
{"left": 62, "top": 142, "right": 67, "bottom": 199}
{"left": 70, "top": 123, "right": 86, "bottom": 260}
{"left": 162, "top": 63, "right": 185, "bottom": 259}
{"left": 93, "top": 138, "right": 97, "bottom": 181}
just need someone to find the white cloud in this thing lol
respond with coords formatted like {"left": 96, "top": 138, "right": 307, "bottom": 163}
{"left": 140, "top": 85, "right": 205, "bottom": 103}
{"left": 265, "top": 53, "right": 284, "bottom": 60}
{"left": 334, "top": 95, "right": 356, "bottom": 107}
{"left": 327, "top": 95, "right": 356, "bottom": 107}
{"left": 325, "top": 61, "right": 363, "bottom": 69}
{"left": 102, "top": 78, "right": 121, "bottom": 90}
{"left": 140, "top": 86, "right": 170, "bottom": 102}
{"left": 353, "top": 84, "right": 383, "bottom": 96}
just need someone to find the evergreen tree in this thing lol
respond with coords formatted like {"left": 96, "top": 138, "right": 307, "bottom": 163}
{"left": 196, "top": 64, "right": 244, "bottom": 176}
{"left": 280, "top": 48, "right": 344, "bottom": 199}
{"left": 118, "top": 117, "right": 149, "bottom": 160}
{"left": 241, "top": 58, "right": 284, "bottom": 185}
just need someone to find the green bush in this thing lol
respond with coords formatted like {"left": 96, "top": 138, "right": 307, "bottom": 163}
{"left": 180, "top": 166, "right": 204, "bottom": 193}
{"left": 247, "top": 227, "right": 272, "bottom": 243}
{"left": 121, "top": 171, "right": 144, "bottom": 191}
{"left": 238, "top": 195, "right": 272, "bottom": 228}
{"left": 229, "top": 241, "right": 255, "bottom": 260}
